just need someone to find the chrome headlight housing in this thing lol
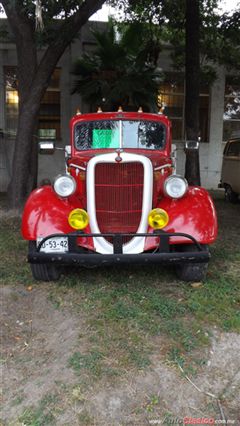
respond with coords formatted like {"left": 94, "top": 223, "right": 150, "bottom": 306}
{"left": 53, "top": 174, "right": 76, "bottom": 197}
{"left": 164, "top": 175, "right": 188, "bottom": 199}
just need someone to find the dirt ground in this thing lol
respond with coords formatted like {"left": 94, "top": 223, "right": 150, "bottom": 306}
{"left": 1, "top": 193, "right": 240, "bottom": 425}
{"left": 1, "top": 284, "right": 240, "bottom": 425}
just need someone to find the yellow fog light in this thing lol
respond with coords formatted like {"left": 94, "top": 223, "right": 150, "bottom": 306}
{"left": 148, "top": 208, "right": 169, "bottom": 229}
{"left": 68, "top": 209, "right": 89, "bottom": 230}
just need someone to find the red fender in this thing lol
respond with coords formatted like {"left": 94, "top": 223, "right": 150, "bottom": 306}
{"left": 21, "top": 186, "right": 94, "bottom": 249}
{"left": 144, "top": 187, "right": 218, "bottom": 250}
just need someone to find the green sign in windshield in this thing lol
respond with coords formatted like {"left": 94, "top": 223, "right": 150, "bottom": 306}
{"left": 92, "top": 129, "right": 119, "bottom": 148}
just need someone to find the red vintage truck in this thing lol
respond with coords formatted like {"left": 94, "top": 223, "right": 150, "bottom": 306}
{"left": 22, "top": 109, "right": 217, "bottom": 282}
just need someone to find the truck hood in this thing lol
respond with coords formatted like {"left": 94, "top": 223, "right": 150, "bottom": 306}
{"left": 68, "top": 150, "right": 172, "bottom": 170}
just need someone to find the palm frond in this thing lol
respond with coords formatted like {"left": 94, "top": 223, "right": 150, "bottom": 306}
{"left": 72, "top": 21, "right": 163, "bottom": 110}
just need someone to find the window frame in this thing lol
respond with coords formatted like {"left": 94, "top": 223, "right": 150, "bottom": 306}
{"left": 225, "top": 139, "right": 240, "bottom": 157}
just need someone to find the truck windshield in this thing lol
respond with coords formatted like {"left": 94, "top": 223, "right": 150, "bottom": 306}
{"left": 74, "top": 120, "right": 166, "bottom": 150}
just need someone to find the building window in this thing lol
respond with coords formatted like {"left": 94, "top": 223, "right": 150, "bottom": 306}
{"left": 158, "top": 72, "right": 210, "bottom": 142}
{"left": 38, "top": 68, "right": 61, "bottom": 141}
{"left": 38, "top": 128, "right": 57, "bottom": 140}
{"left": 4, "top": 66, "right": 19, "bottom": 137}
{"left": 158, "top": 73, "right": 184, "bottom": 140}
{"left": 4, "top": 67, "right": 61, "bottom": 140}
{"left": 223, "top": 76, "right": 240, "bottom": 141}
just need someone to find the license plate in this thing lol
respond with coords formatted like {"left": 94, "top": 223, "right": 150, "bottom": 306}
{"left": 37, "top": 237, "right": 68, "bottom": 253}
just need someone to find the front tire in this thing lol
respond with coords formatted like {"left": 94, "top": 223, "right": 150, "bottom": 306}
{"left": 29, "top": 241, "right": 61, "bottom": 281}
{"left": 175, "top": 244, "right": 209, "bottom": 282}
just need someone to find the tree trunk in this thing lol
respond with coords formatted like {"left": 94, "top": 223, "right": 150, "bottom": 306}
{"left": 184, "top": 0, "right": 201, "bottom": 186}
{"left": 7, "top": 100, "right": 40, "bottom": 207}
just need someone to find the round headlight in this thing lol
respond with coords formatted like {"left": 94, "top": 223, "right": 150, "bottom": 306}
{"left": 164, "top": 175, "right": 188, "bottom": 199}
{"left": 53, "top": 174, "right": 76, "bottom": 197}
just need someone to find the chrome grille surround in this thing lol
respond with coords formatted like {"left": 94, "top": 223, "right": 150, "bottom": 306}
{"left": 87, "top": 152, "right": 153, "bottom": 254}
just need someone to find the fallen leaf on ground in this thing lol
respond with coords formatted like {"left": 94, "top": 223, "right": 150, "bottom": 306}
{"left": 14, "top": 336, "right": 21, "bottom": 340}
{"left": 191, "top": 282, "right": 203, "bottom": 288}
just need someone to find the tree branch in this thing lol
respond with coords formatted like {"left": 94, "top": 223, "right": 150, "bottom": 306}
{"left": 31, "top": 0, "right": 106, "bottom": 103}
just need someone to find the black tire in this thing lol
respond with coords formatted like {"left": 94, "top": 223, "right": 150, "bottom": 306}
{"left": 224, "top": 185, "right": 238, "bottom": 203}
{"left": 29, "top": 241, "right": 61, "bottom": 281}
{"left": 175, "top": 244, "right": 209, "bottom": 282}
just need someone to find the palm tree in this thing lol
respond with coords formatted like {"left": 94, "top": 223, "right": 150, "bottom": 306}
{"left": 71, "top": 21, "right": 162, "bottom": 111}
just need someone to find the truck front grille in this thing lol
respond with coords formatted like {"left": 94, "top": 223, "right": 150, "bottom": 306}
{"left": 95, "top": 162, "right": 144, "bottom": 243}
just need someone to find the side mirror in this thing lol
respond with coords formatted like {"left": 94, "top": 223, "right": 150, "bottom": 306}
{"left": 38, "top": 140, "right": 55, "bottom": 155}
{"left": 185, "top": 140, "right": 199, "bottom": 150}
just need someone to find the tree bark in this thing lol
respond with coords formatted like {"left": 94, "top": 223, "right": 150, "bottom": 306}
{"left": 184, "top": 0, "right": 201, "bottom": 186}
{"left": 2, "top": 0, "right": 106, "bottom": 208}
{"left": 7, "top": 100, "right": 41, "bottom": 206}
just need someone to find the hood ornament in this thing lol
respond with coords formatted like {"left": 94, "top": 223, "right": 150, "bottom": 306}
{"left": 115, "top": 149, "right": 123, "bottom": 162}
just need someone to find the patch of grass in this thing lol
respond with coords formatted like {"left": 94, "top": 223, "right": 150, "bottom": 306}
{"left": 68, "top": 350, "right": 104, "bottom": 377}
{"left": 118, "top": 344, "right": 151, "bottom": 369}
{"left": 146, "top": 394, "right": 160, "bottom": 412}
{"left": 78, "top": 409, "right": 94, "bottom": 425}
{"left": 18, "top": 392, "right": 60, "bottom": 426}
{"left": 71, "top": 385, "right": 86, "bottom": 402}
{"left": 186, "top": 276, "right": 240, "bottom": 332}
{"left": 47, "top": 292, "right": 64, "bottom": 309}
{"left": 19, "top": 408, "right": 55, "bottom": 426}
{"left": 167, "top": 347, "right": 186, "bottom": 368}
{"left": 0, "top": 216, "right": 31, "bottom": 285}
{"left": 11, "top": 395, "right": 24, "bottom": 406}
{"left": 167, "top": 345, "right": 207, "bottom": 376}
{"left": 66, "top": 281, "right": 211, "bottom": 380}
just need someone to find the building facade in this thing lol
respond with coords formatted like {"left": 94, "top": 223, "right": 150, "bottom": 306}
{"left": 0, "top": 19, "right": 239, "bottom": 192}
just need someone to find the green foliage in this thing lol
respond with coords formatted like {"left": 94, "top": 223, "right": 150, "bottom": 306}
{"left": 110, "top": 0, "right": 240, "bottom": 81}
{"left": 111, "top": 0, "right": 166, "bottom": 25}
{"left": 72, "top": 21, "right": 163, "bottom": 111}
{"left": 218, "top": 10, "right": 240, "bottom": 71}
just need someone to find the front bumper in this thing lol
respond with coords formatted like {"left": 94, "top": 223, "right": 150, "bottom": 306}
{"left": 28, "top": 231, "right": 210, "bottom": 266}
